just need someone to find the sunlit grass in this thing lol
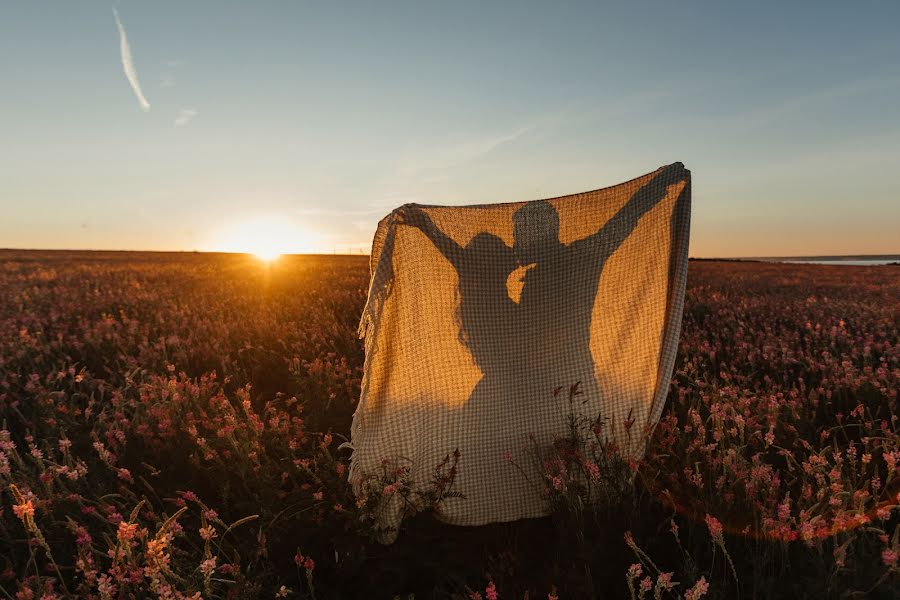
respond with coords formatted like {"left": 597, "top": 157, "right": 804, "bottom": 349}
{"left": 0, "top": 255, "right": 897, "bottom": 598}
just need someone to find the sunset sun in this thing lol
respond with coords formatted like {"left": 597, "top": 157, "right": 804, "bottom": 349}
{"left": 212, "top": 214, "right": 318, "bottom": 260}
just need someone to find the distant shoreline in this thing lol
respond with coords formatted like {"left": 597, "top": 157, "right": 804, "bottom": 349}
{"left": 742, "top": 254, "right": 900, "bottom": 262}
{"left": 688, "top": 256, "right": 899, "bottom": 266}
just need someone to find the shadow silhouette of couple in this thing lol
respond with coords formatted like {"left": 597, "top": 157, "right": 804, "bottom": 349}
{"left": 357, "top": 162, "right": 689, "bottom": 525}
{"left": 396, "top": 162, "right": 688, "bottom": 415}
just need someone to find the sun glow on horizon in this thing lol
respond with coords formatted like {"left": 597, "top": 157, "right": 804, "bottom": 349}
{"left": 253, "top": 247, "right": 281, "bottom": 262}
{"left": 210, "top": 214, "right": 321, "bottom": 260}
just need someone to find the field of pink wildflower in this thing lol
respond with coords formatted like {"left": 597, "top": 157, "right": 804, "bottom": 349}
{"left": 0, "top": 250, "right": 897, "bottom": 599}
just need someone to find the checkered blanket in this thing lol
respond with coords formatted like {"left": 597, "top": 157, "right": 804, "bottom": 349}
{"left": 348, "top": 163, "right": 691, "bottom": 542}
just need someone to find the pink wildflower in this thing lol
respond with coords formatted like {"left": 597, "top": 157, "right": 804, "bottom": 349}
{"left": 12, "top": 501, "right": 35, "bottom": 522}
{"left": 15, "top": 588, "right": 33, "bottom": 600}
{"left": 200, "top": 557, "right": 217, "bottom": 577}
{"left": 685, "top": 576, "right": 709, "bottom": 600}
{"left": 656, "top": 572, "right": 675, "bottom": 591}
{"left": 705, "top": 514, "right": 724, "bottom": 541}
{"left": 97, "top": 574, "right": 116, "bottom": 598}
{"left": 485, "top": 580, "right": 498, "bottom": 600}
{"left": 117, "top": 521, "right": 139, "bottom": 544}
{"left": 777, "top": 499, "right": 791, "bottom": 521}
{"left": 295, "top": 551, "right": 315, "bottom": 572}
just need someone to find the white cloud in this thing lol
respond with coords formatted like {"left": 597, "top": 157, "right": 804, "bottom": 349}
{"left": 113, "top": 7, "right": 150, "bottom": 111}
{"left": 174, "top": 108, "right": 198, "bottom": 127}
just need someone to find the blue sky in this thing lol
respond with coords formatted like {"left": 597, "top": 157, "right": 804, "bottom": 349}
{"left": 2, "top": 1, "right": 898, "bottom": 256}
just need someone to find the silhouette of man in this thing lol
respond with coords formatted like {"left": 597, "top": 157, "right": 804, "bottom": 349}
{"left": 510, "top": 162, "right": 688, "bottom": 399}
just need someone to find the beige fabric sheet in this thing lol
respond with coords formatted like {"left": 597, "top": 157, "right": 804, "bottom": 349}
{"left": 349, "top": 163, "right": 691, "bottom": 541}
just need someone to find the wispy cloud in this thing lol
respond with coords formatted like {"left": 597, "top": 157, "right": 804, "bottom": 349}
{"left": 394, "top": 125, "right": 534, "bottom": 179}
{"left": 113, "top": 7, "right": 150, "bottom": 111}
{"left": 453, "top": 126, "right": 532, "bottom": 161}
{"left": 174, "top": 108, "right": 198, "bottom": 126}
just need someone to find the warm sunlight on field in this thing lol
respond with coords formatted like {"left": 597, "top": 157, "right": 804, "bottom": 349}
{"left": 1, "top": 252, "right": 897, "bottom": 598}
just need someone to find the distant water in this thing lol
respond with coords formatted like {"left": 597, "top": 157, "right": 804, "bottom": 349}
{"left": 774, "top": 259, "right": 898, "bottom": 266}
{"left": 781, "top": 259, "right": 895, "bottom": 266}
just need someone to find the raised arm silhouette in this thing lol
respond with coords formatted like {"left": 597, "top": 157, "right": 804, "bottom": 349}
{"left": 572, "top": 162, "right": 688, "bottom": 260}
{"left": 396, "top": 206, "right": 518, "bottom": 375}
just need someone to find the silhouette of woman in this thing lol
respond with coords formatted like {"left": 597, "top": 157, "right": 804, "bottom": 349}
{"left": 395, "top": 207, "right": 520, "bottom": 379}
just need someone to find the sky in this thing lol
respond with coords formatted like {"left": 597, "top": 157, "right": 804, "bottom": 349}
{"left": 1, "top": 1, "right": 899, "bottom": 257}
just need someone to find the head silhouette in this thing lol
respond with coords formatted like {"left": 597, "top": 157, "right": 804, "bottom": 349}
{"left": 512, "top": 200, "right": 560, "bottom": 265}
{"left": 466, "top": 231, "right": 511, "bottom": 255}
{"left": 463, "top": 232, "right": 517, "bottom": 291}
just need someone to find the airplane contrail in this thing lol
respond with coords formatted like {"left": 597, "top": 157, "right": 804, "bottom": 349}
{"left": 113, "top": 6, "right": 150, "bottom": 111}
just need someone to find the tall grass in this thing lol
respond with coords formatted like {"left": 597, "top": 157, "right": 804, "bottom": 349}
{"left": 0, "top": 252, "right": 897, "bottom": 598}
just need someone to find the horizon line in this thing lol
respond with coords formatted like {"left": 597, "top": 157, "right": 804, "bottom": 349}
{"left": 2, "top": 248, "right": 899, "bottom": 261}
